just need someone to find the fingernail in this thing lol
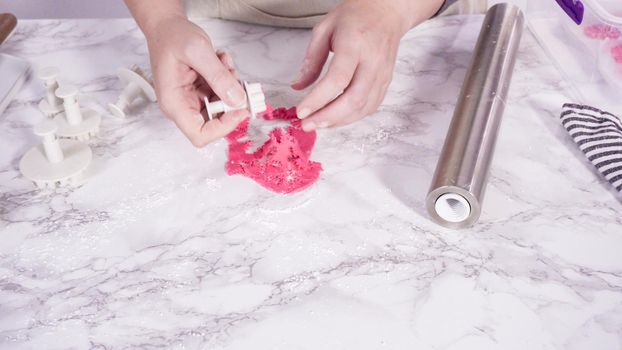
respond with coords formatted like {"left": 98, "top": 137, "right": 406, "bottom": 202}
{"left": 302, "top": 121, "right": 316, "bottom": 132}
{"left": 227, "top": 88, "right": 246, "bottom": 107}
{"left": 317, "top": 121, "right": 329, "bottom": 129}
{"left": 298, "top": 108, "right": 311, "bottom": 119}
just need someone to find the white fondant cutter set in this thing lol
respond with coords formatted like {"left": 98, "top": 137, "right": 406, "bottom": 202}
{"left": 19, "top": 65, "right": 267, "bottom": 189}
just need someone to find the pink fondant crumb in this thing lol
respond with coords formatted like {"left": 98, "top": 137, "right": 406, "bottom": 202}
{"left": 226, "top": 106, "right": 322, "bottom": 194}
{"left": 584, "top": 24, "right": 621, "bottom": 40}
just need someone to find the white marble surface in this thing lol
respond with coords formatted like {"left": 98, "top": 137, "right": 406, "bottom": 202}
{"left": 1, "top": 16, "right": 621, "bottom": 350}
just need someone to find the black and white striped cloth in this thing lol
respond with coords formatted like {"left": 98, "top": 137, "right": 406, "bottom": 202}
{"left": 561, "top": 103, "right": 622, "bottom": 192}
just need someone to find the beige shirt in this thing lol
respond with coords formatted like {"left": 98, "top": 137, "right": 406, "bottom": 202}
{"left": 185, "top": 0, "right": 463, "bottom": 28}
{"left": 185, "top": 0, "right": 340, "bottom": 28}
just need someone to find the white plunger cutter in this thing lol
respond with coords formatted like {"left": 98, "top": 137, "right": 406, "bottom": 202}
{"left": 19, "top": 120, "right": 92, "bottom": 188}
{"left": 203, "top": 81, "right": 267, "bottom": 121}
{"left": 108, "top": 65, "right": 156, "bottom": 119}
{"left": 37, "top": 66, "right": 64, "bottom": 117}
{"left": 53, "top": 85, "right": 101, "bottom": 141}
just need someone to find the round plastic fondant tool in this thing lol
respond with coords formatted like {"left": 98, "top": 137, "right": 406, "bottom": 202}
{"left": 36, "top": 66, "right": 64, "bottom": 117}
{"left": 425, "top": 4, "right": 524, "bottom": 229}
{"left": 108, "top": 65, "right": 156, "bottom": 119}
{"left": 203, "top": 81, "right": 267, "bottom": 121}
{"left": 54, "top": 85, "right": 101, "bottom": 141}
{"left": 434, "top": 193, "right": 472, "bottom": 223}
{"left": 19, "top": 120, "right": 92, "bottom": 189}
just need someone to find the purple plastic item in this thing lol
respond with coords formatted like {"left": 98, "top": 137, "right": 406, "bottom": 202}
{"left": 555, "top": 0, "right": 585, "bottom": 24}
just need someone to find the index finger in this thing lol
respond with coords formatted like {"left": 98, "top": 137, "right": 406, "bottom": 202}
{"left": 186, "top": 45, "right": 246, "bottom": 108}
{"left": 160, "top": 88, "right": 247, "bottom": 147}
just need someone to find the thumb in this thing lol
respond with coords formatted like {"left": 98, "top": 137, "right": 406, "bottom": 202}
{"left": 202, "top": 109, "right": 250, "bottom": 141}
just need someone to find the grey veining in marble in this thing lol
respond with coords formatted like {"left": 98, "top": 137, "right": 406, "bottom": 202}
{"left": 1, "top": 16, "right": 621, "bottom": 350}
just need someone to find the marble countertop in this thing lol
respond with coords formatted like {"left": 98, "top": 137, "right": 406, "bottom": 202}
{"left": 1, "top": 16, "right": 621, "bottom": 350}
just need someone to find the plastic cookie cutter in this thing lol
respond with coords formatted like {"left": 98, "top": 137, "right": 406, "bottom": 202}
{"left": 203, "top": 81, "right": 267, "bottom": 121}
{"left": 19, "top": 119, "right": 92, "bottom": 188}
{"left": 36, "top": 66, "right": 64, "bottom": 117}
{"left": 108, "top": 65, "right": 156, "bottom": 119}
{"left": 54, "top": 85, "right": 101, "bottom": 141}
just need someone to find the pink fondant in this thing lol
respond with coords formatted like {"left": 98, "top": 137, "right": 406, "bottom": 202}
{"left": 584, "top": 24, "right": 621, "bottom": 40}
{"left": 226, "top": 106, "right": 322, "bottom": 194}
{"left": 612, "top": 43, "right": 622, "bottom": 64}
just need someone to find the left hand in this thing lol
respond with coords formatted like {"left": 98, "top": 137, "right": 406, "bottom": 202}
{"left": 291, "top": 0, "right": 430, "bottom": 131}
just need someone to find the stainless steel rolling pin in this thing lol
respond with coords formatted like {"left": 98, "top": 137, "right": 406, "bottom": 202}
{"left": 426, "top": 3, "right": 524, "bottom": 229}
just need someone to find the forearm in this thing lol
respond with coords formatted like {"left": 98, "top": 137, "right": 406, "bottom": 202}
{"left": 124, "top": 0, "right": 187, "bottom": 37}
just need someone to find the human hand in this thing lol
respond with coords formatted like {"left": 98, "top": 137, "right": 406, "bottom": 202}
{"left": 292, "top": 0, "right": 442, "bottom": 131}
{"left": 144, "top": 15, "right": 249, "bottom": 147}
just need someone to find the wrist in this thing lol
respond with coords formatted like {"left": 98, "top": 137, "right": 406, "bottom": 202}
{"left": 386, "top": 0, "right": 422, "bottom": 36}
{"left": 125, "top": 0, "right": 187, "bottom": 39}
{"left": 394, "top": 0, "right": 446, "bottom": 32}
{"left": 142, "top": 12, "right": 187, "bottom": 39}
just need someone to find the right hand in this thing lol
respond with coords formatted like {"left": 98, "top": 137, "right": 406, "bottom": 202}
{"left": 144, "top": 15, "right": 249, "bottom": 147}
